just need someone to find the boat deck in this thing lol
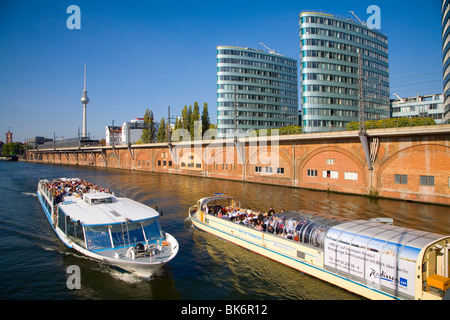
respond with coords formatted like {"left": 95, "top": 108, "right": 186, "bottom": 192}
{"left": 98, "top": 242, "right": 176, "bottom": 264}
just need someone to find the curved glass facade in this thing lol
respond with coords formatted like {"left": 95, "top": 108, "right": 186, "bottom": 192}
{"left": 217, "top": 46, "right": 298, "bottom": 138}
{"left": 442, "top": 0, "right": 450, "bottom": 123}
{"left": 299, "top": 12, "right": 390, "bottom": 133}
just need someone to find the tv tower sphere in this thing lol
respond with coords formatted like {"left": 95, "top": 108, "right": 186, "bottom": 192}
{"left": 81, "top": 90, "right": 89, "bottom": 105}
{"left": 81, "top": 63, "right": 89, "bottom": 105}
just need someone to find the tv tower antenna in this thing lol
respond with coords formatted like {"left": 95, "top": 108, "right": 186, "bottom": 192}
{"left": 80, "top": 62, "right": 90, "bottom": 139}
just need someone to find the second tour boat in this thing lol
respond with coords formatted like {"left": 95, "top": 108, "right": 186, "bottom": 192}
{"left": 188, "top": 193, "right": 450, "bottom": 300}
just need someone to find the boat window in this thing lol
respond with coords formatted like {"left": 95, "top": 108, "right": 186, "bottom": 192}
{"left": 143, "top": 218, "right": 163, "bottom": 242}
{"left": 66, "top": 219, "right": 85, "bottom": 248}
{"left": 58, "top": 210, "right": 66, "bottom": 231}
{"left": 84, "top": 225, "right": 112, "bottom": 250}
{"left": 110, "top": 224, "right": 131, "bottom": 247}
{"left": 266, "top": 210, "right": 349, "bottom": 249}
{"left": 90, "top": 197, "right": 113, "bottom": 205}
{"left": 127, "top": 222, "right": 147, "bottom": 244}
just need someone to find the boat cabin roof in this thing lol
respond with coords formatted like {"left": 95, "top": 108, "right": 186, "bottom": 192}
{"left": 59, "top": 193, "right": 159, "bottom": 226}
{"left": 199, "top": 194, "right": 241, "bottom": 209}
{"left": 270, "top": 210, "right": 447, "bottom": 253}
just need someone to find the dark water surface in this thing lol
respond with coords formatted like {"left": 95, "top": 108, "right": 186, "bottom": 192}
{"left": 1, "top": 161, "right": 449, "bottom": 300}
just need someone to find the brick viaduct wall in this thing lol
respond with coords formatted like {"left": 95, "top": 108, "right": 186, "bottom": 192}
{"left": 28, "top": 125, "right": 450, "bottom": 206}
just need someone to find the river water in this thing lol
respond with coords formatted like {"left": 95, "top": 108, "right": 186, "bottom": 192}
{"left": 1, "top": 161, "right": 449, "bottom": 301}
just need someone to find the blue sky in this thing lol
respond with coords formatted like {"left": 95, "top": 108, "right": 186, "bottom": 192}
{"left": 0, "top": 0, "right": 443, "bottom": 142}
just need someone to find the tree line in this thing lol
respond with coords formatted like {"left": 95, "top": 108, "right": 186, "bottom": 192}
{"left": 346, "top": 117, "right": 436, "bottom": 130}
{"left": 139, "top": 101, "right": 213, "bottom": 143}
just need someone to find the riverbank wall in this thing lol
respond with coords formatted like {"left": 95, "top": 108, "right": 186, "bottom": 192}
{"left": 27, "top": 125, "right": 450, "bottom": 206}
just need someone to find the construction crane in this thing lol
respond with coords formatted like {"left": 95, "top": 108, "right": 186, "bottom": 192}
{"left": 392, "top": 93, "right": 406, "bottom": 103}
{"left": 259, "top": 42, "right": 276, "bottom": 54}
{"left": 349, "top": 11, "right": 366, "bottom": 26}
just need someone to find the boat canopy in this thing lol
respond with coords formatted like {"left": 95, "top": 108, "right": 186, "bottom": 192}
{"left": 199, "top": 194, "right": 241, "bottom": 211}
{"left": 59, "top": 194, "right": 160, "bottom": 226}
{"left": 323, "top": 219, "right": 447, "bottom": 299}
{"left": 267, "top": 210, "right": 351, "bottom": 249}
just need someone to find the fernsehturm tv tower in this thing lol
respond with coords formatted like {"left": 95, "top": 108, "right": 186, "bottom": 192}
{"left": 80, "top": 63, "right": 89, "bottom": 139}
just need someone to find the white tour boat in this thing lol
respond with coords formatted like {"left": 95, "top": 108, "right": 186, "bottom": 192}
{"left": 37, "top": 178, "right": 178, "bottom": 278}
{"left": 188, "top": 194, "right": 450, "bottom": 300}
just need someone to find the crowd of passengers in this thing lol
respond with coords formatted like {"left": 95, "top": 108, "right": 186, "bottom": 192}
{"left": 205, "top": 205, "right": 305, "bottom": 239}
{"left": 44, "top": 179, "right": 111, "bottom": 204}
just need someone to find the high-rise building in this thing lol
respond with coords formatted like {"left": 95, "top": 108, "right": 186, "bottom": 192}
{"left": 299, "top": 11, "right": 390, "bottom": 133}
{"left": 216, "top": 46, "right": 298, "bottom": 138}
{"left": 391, "top": 93, "right": 445, "bottom": 124}
{"left": 442, "top": 0, "right": 450, "bottom": 123}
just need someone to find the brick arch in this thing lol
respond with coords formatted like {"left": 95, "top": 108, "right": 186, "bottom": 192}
{"left": 206, "top": 146, "right": 238, "bottom": 165}
{"left": 153, "top": 149, "right": 173, "bottom": 168}
{"left": 247, "top": 146, "right": 293, "bottom": 172}
{"left": 177, "top": 147, "right": 204, "bottom": 170}
{"left": 377, "top": 144, "right": 450, "bottom": 197}
{"left": 119, "top": 150, "right": 131, "bottom": 168}
{"left": 68, "top": 153, "right": 78, "bottom": 165}
{"left": 106, "top": 151, "right": 118, "bottom": 167}
{"left": 298, "top": 146, "right": 367, "bottom": 188}
{"left": 134, "top": 150, "right": 151, "bottom": 169}
{"left": 87, "top": 153, "right": 96, "bottom": 166}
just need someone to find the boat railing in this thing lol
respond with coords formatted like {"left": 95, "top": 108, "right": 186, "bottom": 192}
{"left": 39, "top": 182, "right": 55, "bottom": 205}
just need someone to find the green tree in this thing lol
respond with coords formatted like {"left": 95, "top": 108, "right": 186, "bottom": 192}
{"left": 141, "top": 109, "right": 156, "bottom": 143}
{"left": 201, "top": 102, "right": 211, "bottom": 136}
{"left": 346, "top": 117, "right": 436, "bottom": 130}
{"left": 187, "top": 105, "right": 193, "bottom": 134}
{"left": 190, "top": 101, "right": 200, "bottom": 139}
{"left": 3, "top": 142, "right": 24, "bottom": 155}
{"left": 157, "top": 117, "right": 167, "bottom": 142}
{"left": 175, "top": 117, "right": 182, "bottom": 130}
{"left": 181, "top": 105, "right": 189, "bottom": 131}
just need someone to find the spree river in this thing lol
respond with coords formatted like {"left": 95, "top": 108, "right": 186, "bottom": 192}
{"left": 1, "top": 161, "right": 449, "bottom": 301}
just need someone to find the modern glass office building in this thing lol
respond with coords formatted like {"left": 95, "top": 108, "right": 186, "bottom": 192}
{"left": 442, "top": 0, "right": 450, "bottom": 123}
{"left": 299, "top": 11, "right": 390, "bottom": 133}
{"left": 216, "top": 46, "right": 298, "bottom": 138}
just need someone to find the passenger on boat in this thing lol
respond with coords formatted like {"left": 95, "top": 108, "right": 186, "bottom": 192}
{"left": 255, "top": 220, "right": 265, "bottom": 231}
{"left": 275, "top": 216, "right": 285, "bottom": 235}
{"left": 285, "top": 218, "right": 296, "bottom": 235}
{"left": 257, "top": 211, "right": 264, "bottom": 224}
{"left": 267, "top": 217, "right": 277, "bottom": 233}
{"left": 235, "top": 215, "right": 245, "bottom": 225}
{"left": 246, "top": 213, "right": 258, "bottom": 226}
{"left": 44, "top": 179, "right": 110, "bottom": 204}
{"left": 267, "top": 206, "right": 275, "bottom": 217}
{"left": 229, "top": 209, "right": 239, "bottom": 221}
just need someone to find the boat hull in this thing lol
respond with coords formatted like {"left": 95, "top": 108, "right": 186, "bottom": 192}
{"left": 37, "top": 187, "right": 178, "bottom": 278}
{"left": 189, "top": 211, "right": 399, "bottom": 300}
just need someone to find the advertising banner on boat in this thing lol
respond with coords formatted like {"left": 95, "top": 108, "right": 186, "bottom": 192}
{"left": 324, "top": 227, "right": 420, "bottom": 298}
{"left": 348, "top": 234, "right": 370, "bottom": 279}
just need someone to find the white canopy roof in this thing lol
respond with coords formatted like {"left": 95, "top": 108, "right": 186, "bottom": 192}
{"left": 59, "top": 193, "right": 159, "bottom": 226}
